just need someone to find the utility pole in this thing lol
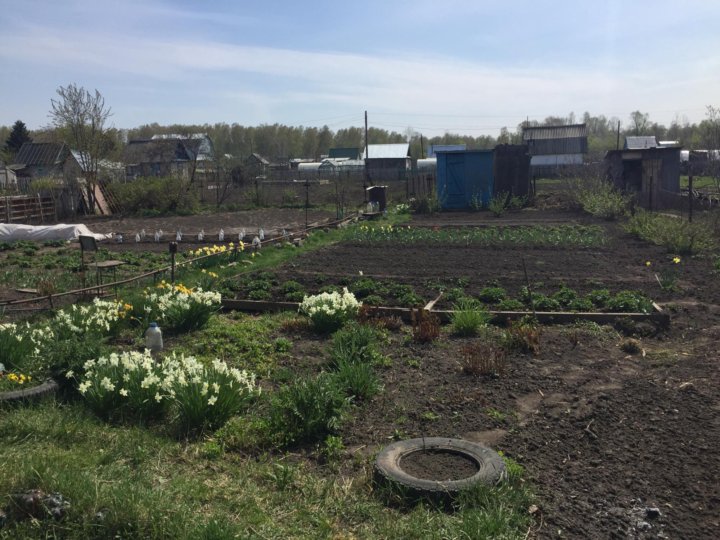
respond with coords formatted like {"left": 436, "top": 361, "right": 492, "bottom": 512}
{"left": 616, "top": 121, "right": 621, "bottom": 151}
{"left": 364, "top": 110, "right": 369, "bottom": 201}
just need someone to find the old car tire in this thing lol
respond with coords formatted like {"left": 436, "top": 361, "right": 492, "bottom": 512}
{"left": 0, "top": 379, "right": 59, "bottom": 403}
{"left": 374, "top": 437, "right": 506, "bottom": 503}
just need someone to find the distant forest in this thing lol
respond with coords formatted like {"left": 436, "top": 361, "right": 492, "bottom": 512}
{"left": 3, "top": 108, "right": 719, "bottom": 165}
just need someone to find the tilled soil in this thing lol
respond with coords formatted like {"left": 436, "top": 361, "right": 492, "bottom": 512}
{"left": 267, "top": 211, "right": 720, "bottom": 539}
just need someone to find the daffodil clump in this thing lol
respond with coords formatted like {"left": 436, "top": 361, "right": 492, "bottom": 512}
{"left": 53, "top": 298, "right": 133, "bottom": 338}
{"left": 189, "top": 242, "right": 244, "bottom": 269}
{"left": 75, "top": 350, "right": 258, "bottom": 430}
{"left": 143, "top": 281, "right": 222, "bottom": 333}
{"left": 299, "top": 288, "right": 361, "bottom": 332}
{"left": 0, "top": 321, "right": 53, "bottom": 371}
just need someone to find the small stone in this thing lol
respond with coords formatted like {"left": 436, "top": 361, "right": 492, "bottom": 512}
{"left": 645, "top": 507, "right": 662, "bottom": 519}
{"left": 636, "top": 520, "right": 652, "bottom": 531}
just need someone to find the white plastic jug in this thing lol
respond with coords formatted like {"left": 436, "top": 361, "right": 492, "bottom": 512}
{"left": 144, "top": 322, "right": 163, "bottom": 354}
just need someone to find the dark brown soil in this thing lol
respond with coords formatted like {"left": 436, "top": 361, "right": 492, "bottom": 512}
{"left": 269, "top": 209, "right": 720, "bottom": 540}
{"left": 400, "top": 449, "right": 479, "bottom": 481}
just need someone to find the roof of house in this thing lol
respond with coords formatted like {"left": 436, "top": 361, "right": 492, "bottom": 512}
{"left": 123, "top": 139, "right": 193, "bottom": 165}
{"left": 522, "top": 124, "right": 588, "bottom": 141}
{"left": 365, "top": 143, "right": 410, "bottom": 159}
{"left": 13, "top": 142, "right": 69, "bottom": 167}
{"left": 247, "top": 153, "right": 270, "bottom": 165}
{"left": 624, "top": 136, "right": 658, "bottom": 149}
{"left": 428, "top": 144, "right": 466, "bottom": 157}
{"left": 328, "top": 147, "right": 361, "bottom": 159}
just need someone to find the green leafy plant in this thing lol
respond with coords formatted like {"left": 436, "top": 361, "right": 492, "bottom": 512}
{"left": 586, "top": 289, "right": 611, "bottom": 308}
{"left": 451, "top": 299, "right": 492, "bottom": 336}
{"left": 268, "top": 373, "right": 349, "bottom": 446}
{"left": 625, "top": 209, "right": 715, "bottom": 254}
{"left": 477, "top": 286, "right": 507, "bottom": 304}
{"left": 488, "top": 192, "right": 509, "bottom": 217}
{"left": 574, "top": 179, "right": 629, "bottom": 220}
{"left": 606, "top": 290, "right": 653, "bottom": 313}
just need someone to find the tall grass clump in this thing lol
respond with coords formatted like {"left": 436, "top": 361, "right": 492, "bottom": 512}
{"left": 330, "top": 321, "right": 381, "bottom": 366}
{"left": 624, "top": 209, "right": 716, "bottom": 254}
{"left": 268, "top": 373, "right": 349, "bottom": 446}
{"left": 451, "top": 299, "right": 492, "bottom": 336}
{"left": 331, "top": 358, "right": 381, "bottom": 401}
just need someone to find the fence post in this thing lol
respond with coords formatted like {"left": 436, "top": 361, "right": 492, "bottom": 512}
{"left": 688, "top": 174, "right": 693, "bottom": 223}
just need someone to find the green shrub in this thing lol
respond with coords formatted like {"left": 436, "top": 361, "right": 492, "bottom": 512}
{"left": 280, "top": 280, "right": 304, "bottom": 294}
{"left": 587, "top": 289, "right": 611, "bottom": 308}
{"left": 248, "top": 289, "right": 272, "bottom": 301}
{"left": 624, "top": 210, "right": 716, "bottom": 254}
{"left": 527, "top": 293, "right": 560, "bottom": 311}
{"left": 497, "top": 298, "right": 525, "bottom": 311}
{"left": 268, "top": 373, "right": 349, "bottom": 446}
{"left": 109, "top": 176, "right": 199, "bottom": 215}
{"left": 552, "top": 286, "right": 579, "bottom": 308}
{"left": 351, "top": 277, "right": 386, "bottom": 298}
{"left": 488, "top": 192, "right": 509, "bottom": 217}
{"left": 248, "top": 279, "right": 271, "bottom": 291}
{"left": 411, "top": 193, "right": 442, "bottom": 214}
{"left": 567, "top": 297, "right": 594, "bottom": 312}
{"left": 606, "top": 291, "right": 653, "bottom": 313}
{"left": 574, "top": 180, "right": 629, "bottom": 220}
{"left": 478, "top": 286, "right": 507, "bottom": 304}
{"left": 451, "top": 299, "right": 492, "bottom": 336}
{"left": 362, "top": 294, "right": 384, "bottom": 306}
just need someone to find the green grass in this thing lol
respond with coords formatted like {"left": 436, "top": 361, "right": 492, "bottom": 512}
{"left": 349, "top": 224, "right": 606, "bottom": 248}
{"left": 0, "top": 401, "right": 532, "bottom": 539}
{"left": 681, "top": 175, "right": 717, "bottom": 189}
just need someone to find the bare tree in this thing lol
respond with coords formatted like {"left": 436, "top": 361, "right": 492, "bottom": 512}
{"left": 629, "top": 111, "right": 650, "bottom": 136}
{"left": 49, "top": 84, "right": 112, "bottom": 214}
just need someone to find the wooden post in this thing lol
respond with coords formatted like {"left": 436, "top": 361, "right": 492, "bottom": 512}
{"left": 37, "top": 193, "right": 44, "bottom": 223}
{"left": 5, "top": 196, "right": 10, "bottom": 223}
{"left": 688, "top": 173, "right": 693, "bottom": 223}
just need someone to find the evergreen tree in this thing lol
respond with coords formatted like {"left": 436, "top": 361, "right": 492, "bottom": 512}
{"left": 4, "top": 120, "right": 33, "bottom": 159}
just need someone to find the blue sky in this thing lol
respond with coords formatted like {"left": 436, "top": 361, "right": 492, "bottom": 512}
{"left": 1, "top": 0, "right": 719, "bottom": 137}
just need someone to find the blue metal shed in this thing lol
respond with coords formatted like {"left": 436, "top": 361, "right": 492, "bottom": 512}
{"left": 436, "top": 150, "right": 494, "bottom": 209}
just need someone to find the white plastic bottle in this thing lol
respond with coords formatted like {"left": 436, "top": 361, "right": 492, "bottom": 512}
{"left": 144, "top": 322, "right": 163, "bottom": 355}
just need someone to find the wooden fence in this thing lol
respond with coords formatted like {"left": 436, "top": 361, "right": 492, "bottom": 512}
{"left": 2, "top": 195, "right": 56, "bottom": 224}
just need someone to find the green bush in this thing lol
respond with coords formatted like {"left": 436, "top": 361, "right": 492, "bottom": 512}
{"left": 109, "top": 176, "right": 199, "bottom": 215}
{"left": 552, "top": 286, "right": 579, "bottom": 308}
{"left": 451, "top": 299, "right": 492, "bottom": 336}
{"left": 574, "top": 180, "right": 629, "bottom": 220}
{"left": 488, "top": 192, "right": 509, "bottom": 217}
{"left": 587, "top": 289, "right": 611, "bottom": 308}
{"left": 478, "top": 286, "right": 507, "bottom": 304}
{"left": 606, "top": 291, "right": 654, "bottom": 314}
{"left": 497, "top": 298, "right": 525, "bottom": 311}
{"left": 268, "top": 373, "right": 349, "bottom": 446}
{"left": 624, "top": 210, "right": 716, "bottom": 254}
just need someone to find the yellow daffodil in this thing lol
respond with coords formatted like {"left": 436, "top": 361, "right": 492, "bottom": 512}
{"left": 645, "top": 261, "right": 652, "bottom": 267}
{"left": 672, "top": 256, "right": 681, "bottom": 264}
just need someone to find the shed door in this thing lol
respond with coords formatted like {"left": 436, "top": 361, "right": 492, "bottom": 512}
{"left": 445, "top": 154, "right": 466, "bottom": 208}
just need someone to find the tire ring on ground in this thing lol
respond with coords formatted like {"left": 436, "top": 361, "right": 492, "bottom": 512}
{"left": 0, "top": 379, "right": 59, "bottom": 403}
{"left": 375, "top": 437, "right": 506, "bottom": 502}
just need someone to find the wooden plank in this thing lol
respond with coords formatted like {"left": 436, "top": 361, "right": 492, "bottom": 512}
{"left": 220, "top": 298, "right": 669, "bottom": 326}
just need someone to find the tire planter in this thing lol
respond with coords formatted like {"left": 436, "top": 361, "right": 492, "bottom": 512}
{"left": 0, "top": 379, "right": 59, "bottom": 404}
{"left": 375, "top": 437, "right": 506, "bottom": 505}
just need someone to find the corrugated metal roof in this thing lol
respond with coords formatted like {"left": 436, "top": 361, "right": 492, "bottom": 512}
{"left": 328, "top": 147, "right": 361, "bottom": 159}
{"left": 522, "top": 124, "right": 588, "bottom": 141}
{"left": 13, "top": 142, "right": 68, "bottom": 167}
{"left": 624, "top": 136, "right": 658, "bottom": 150}
{"left": 428, "top": 144, "right": 466, "bottom": 157}
{"left": 365, "top": 143, "right": 410, "bottom": 159}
